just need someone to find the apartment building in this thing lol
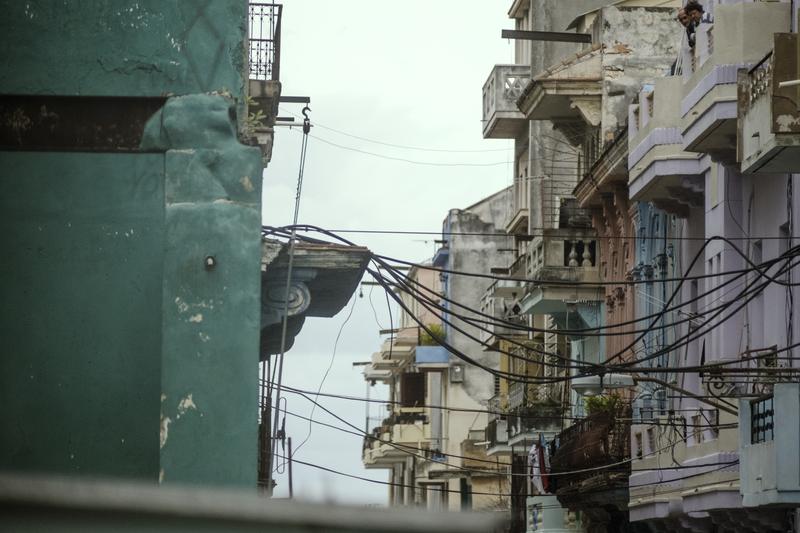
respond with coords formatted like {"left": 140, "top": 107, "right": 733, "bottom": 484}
{"left": 362, "top": 189, "right": 512, "bottom": 511}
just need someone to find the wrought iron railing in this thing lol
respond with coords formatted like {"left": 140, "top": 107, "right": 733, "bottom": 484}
{"left": 248, "top": 3, "right": 282, "bottom": 81}
{"left": 550, "top": 406, "right": 632, "bottom": 488}
{"left": 751, "top": 395, "right": 774, "bottom": 444}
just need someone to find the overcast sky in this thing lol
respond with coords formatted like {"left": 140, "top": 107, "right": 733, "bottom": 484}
{"left": 261, "top": 0, "right": 514, "bottom": 505}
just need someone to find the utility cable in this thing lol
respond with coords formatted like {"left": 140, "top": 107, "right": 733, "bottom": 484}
{"left": 267, "top": 106, "right": 312, "bottom": 493}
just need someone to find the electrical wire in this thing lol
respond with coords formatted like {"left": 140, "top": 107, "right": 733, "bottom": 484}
{"left": 275, "top": 382, "right": 739, "bottom": 477}
{"left": 278, "top": 107, "right": 511, "bottom": 153}
{"left": 292, "top": 294, "right": 358, "bottom": 457}
{"left": 277, "top": 452, "right": 738, "bottom": 502}
{"left": 273, "top": 382, "right": 738, "bottom": 429}
{"left": 263, "top": 225, "right": 800, "bottom": 381}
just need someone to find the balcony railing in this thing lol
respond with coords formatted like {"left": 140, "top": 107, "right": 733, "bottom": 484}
{"left": 739, "top": 33, "right": 800, "bottom": 173}
{"left": 248, "top": 3, "right": 282, "bottom": 81}
{"left": 482, "top": 64, "right": 530, "bottom": 139}
{"left": 681, "top": 2, "right": 790, "bottom": 159}
{"left": 486, "top": 417, "right": 509, "bottom": 449}
{"left": 550, "top": 406, "right": 632, "bottom": 495}
{"left": 526, "top": 237, "right": 599, "bottom": 284}
{"left": 479, "top": 287, "right": 526, "bottom": 348}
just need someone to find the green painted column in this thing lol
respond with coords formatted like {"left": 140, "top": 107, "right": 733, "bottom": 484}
{"left": 142, "top": 95, "right": 263, "bottom": 487}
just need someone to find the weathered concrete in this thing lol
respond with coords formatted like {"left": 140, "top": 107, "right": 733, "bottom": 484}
{"left": 0, "top": 3, "right": 264, "bottom": 489}
{"left": 0, "top": 0, "right": 248, "bottom": 102}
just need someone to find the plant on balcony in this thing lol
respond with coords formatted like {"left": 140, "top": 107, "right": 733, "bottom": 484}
{"left": 584, "top": 394, "right": 620, "bottom": 416}
{"left": 420, "top": 323, "right": 446, "bottom": 346}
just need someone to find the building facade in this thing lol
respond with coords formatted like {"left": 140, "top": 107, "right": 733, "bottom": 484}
{"left": 363, "top": 189, "right": 513, "bottom": 512}
{"left": 481, "top": 0, "right": 800, "bottom": 532}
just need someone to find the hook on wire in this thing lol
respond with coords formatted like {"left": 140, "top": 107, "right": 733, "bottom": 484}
{"left": 301, "top": 106, "right": 311, "bottom": 134}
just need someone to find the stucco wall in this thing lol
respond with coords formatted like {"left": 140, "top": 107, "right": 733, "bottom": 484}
{"left": 0, "top": 0, "right": 248, "bottom": 102}
{"left": 0, "top": 1, "right": 262, "bottom": 488}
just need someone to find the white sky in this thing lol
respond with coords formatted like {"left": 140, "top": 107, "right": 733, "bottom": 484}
{"left": 262, "top": 0, "right": 514, "bottom": 505}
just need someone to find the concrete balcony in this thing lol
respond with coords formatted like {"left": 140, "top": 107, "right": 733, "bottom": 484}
{"left": 739, "top": 34, "right": 800, "bottom": 174}
{"left": 519, "top": 230, "right": 601, "bottom": 316}
{"left": 479, "top": 278, "right": 526, "bottom": 350}
{"left": 517, "top": 47, "right": 602, "bottom": 138}
{"left": 628, "top": 413, "right": 741, "bottom": 527}
{"left": 482, "top": 64, "right": 530, "bottom": 139}
{"left": 485, "top": 416, "right": 511, "bottom": 457}
{"left": 628, "top": 77, "right": 706, "bottom": 216}
{"left": 378, "top": 336, "right": 417, "bottom": 365}
{"left": 506, "top": 382, "right": 564, "bottom": 447}
{"left": 681, "top": 2, "right": 790, "bottom": 162}
{"left": 362, "top": 409, "right": 430, "bottom": 469}
{"left": 506, "top": 175, "right": 532, "bottom": 236}
{"left": 740, "top": 383, "right": 800, "bottom": 507}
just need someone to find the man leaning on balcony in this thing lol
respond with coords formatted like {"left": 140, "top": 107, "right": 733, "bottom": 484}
{"left": 684, "top": 1, "right": 713, "bottom": 49}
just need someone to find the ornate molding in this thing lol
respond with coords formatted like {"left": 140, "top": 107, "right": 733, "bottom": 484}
{"left": 261, "top": 279, "right": 312, "bottom": 327}
{"left": 569, "top": 96, "right": 601, "bottom": 127}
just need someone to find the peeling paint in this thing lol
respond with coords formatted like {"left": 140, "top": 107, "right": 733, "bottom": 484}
{"left": 176, "top": 393, "right": 198, "bottom": 419}
{"left": 160, "top": 415, "right": 171, "bottom": 449}
{"left": 174, "top": 297, "right": 189, "bottom": 314}
{"left": 240, "top": 175, "right": 255, "bottom": 192}
{"left": 198, "top": 332, "right": 211, "bottom": 343}
{"left": 188, "top": 313, "right": 203, "bottom": 323}
{"left": 776, "top": 114, "right": 800, "bottom": 132}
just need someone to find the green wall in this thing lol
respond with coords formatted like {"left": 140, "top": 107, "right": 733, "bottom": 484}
{"left": 0, "top": 153, "right": 165, "bottom": 479}
{"left": 0, "top": 1, "right": 262, "bottom": 488}
{"left": 0, "top": 0, "right": 248, "bottom": 101}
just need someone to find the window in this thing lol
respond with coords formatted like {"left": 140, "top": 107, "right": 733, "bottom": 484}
{"left": 634, "top": 432, "right": 643, "bottom": 459}
{"left": 751, "top": 395, "right": 774, "bottom": 444}
{"left": 691, "top": 414, "right": 704, "bottom": 444}
{"left": 646, "top": 427, "right": 657, "bottom": 456}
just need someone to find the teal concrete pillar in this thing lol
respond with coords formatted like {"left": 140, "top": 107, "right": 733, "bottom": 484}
{"left": 142, "top": 95, "right": 262, "bottom": 486}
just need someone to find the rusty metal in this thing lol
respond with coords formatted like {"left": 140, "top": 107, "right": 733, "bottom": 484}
{"left": 501, "top": 29, "right": 592, "bottom": 44}
{"left": 249, "top": 3, "right": 282, "bottom": 81}
{"left": 0, "top": 95, "right": 165, "bottom": 152}
{"left": 549, "top": 405, "right": 632, "bottom": 496}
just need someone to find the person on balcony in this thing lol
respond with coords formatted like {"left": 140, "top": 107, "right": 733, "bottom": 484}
{"left": 686, "top": 1, "right": 713, "bottom": 25}
{"left": 672, "top": 7, "right": 693, "bottom": 72}
{"left": 683, "top": 2, "right": 712, "bottom": 50}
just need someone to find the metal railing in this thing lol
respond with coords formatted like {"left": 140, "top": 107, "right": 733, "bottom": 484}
{"left": 751, "top": 395, "right": 774, "bottom": 444}
{"left": 248, "top": 3, "right": 282, "bottom": 81}
{"left": 551, "top": 406, "right": 632, "bottom": 476}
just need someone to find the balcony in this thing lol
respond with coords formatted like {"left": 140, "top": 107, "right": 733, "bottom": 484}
{"left": 506, "top": 175, "right": 532, "bottom": 236}
{"left": 485, "top": 417, "right": 510, "bottom": 457}
{"left": 479, "top": 279, "right": 525, "bottom": 350}
{"left": 681, "top": 2, "right": 789, "bottom": 162}
{"left": 507, "top": 387, "right": 563, "bottom": 446}
{"left": 549, "top": 407, "right": 632, "bottom": 510}
{"left": 628, "top": 413, "right": 741, "bottom": 524}
{"left": 739, "top": 34, "right": 800, "bottom": 174}
{"left": 740, "top": 383, "right": 800, "bottom": 507}
{"left": 362, "top": 409, "right": 430, "bottom": 469}
{"left": 482, "top": 64, "right": 530, "bottom": 139}
{"left": 517, "top": 47, "right": 602, "bottom": 135}
{"left": 519, "top": 230, "right": 601, "bottom": 316}
{"left": 627, "top": 77, "right": 706, "bottom": 216}
{"left": 247, "top": 3, "right": 283, "bottom": 164}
